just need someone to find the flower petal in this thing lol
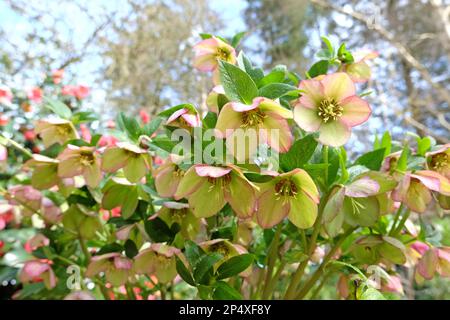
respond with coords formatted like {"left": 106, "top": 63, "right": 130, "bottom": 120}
{"left": 215, "top": 103, "right": 243, "bottom": 138}
{"left": 256, "top": 190, "right": 290, "bottom": 228}
{"left": 155, "top": 165, "right": 180, "bottom": 198}
{"left": 83, "top": 161, "right": 102, "bottom": 188}
{"left": 321, "top": 72, "right": 356, "bottom": 101}
{"left": 195, "top": 164, "right": 232, "bottom": 178}
{"left": 188, "top": 181, "right": 226, "bottom": 218}
{"left": 318, "top": 121, "right": 351, "bottom": 147}
{"left": 291, "top": 169, "right": 319, "bottom": 203}
{"left": 174, "top": 166, "right": 205, "bottom": 199}
{"left": 123, "top": 155, "right": 148, "bottom": 183}
{"left": 224, "top": 172, "right": 256, "bottom": 218}
{"left": 288, "top": 192, "right": 318, "bottom": 229}
{"left": 298, "top": 78, "right": 324, "bottom": 105}
{"left": 260, "top": 113, "right": 293, "bottom": 153}
{"left": 101, "top": 147, "right": 129, "bottom": 172}
{"left": 339, "top": 96, "right": 371, "bottom": 127}
{"left": 258, "top": 98, "right": 293, "bottom": 119}
{"left": 293, "top": 105, "right": 322, "bottom": 132}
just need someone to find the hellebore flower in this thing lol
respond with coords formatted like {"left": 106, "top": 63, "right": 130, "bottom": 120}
{"left": 0, "top": 203, "right": 14, "bottom": 230}
{"left": 193, "top": 37, "right": 236, "bottom": 72}
{"left": 57, "top": 145, "right": 102, "bottom": 188}
{"left": 19, "top": 260, "right": 57, "bottom": 289}
{"left": 154, "top": 157, "right": 185, "bottom": 198}
{"left": 41, "top": 197, "right": 63, "bottom": 225}
{"left": 215, "top": 97, "right": 293, "bottom": 157}
{"left": 101, "top": 142, "right": 151, "bottom": 183}
{"left": 206, "top": 85, "right": 227, "bottom": 113}
{"left": 6, "top": 185, "right": 42, "bottom": 216}
{"left": 256, "top": 168, "right": 319, "bottom": 229}
{"left": 134, "top": 243, "right": 182, "bottom": 283}
{"left": 0, "top": 86, "right": 13, "bottom": 105}
{"left": 24, "top": 154, "right": 59, "bottom": 190}
{"left": 416, "top": 247, "right": 450, "bottom": 280}
{"left": 293, "top": 73, "right": 371, "bottom": 147}
{"left": 174, "top": 164, "right": 257, "bottom": 218}
{"left": 392, "top": 170, "right": 450, "bottom": 213}
{"left": 24, "top": 234, "right": 50, "bottom": 253}
{"left": 149, "top": 201, "right": 200, "bottom": 240}
{"left": 427, "top": 144, "right": 450, "bottom": 179}
{"left": 86, "top": 253, "right": 133, "bottom": 286}
{"left": 339, "top": 50, "right": 379, "bottom": 83}
{"left": 166, "top": 106, "right": 201, "bottom": 129}
{"left": 35, "top": 119, "right": 79, "bottom": 147}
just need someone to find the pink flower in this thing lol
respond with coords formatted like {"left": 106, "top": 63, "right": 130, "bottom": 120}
{"left": 0, "top": 145, "right": 7, "bottom": 162}
{"left": 139, "top": 109, "right": 151, "bottom": 124}
{"left": 79, "top": 124, "right": 92, "bottom": 142}
{"left": 166, "top": 107, "right": 201, "bottom": 129}
{"left": 86, "top": 253, "right": 133, "bottom": 286}
{"left": 51, "top": 69, "right": 64, "bottom": 84}
{"left": 154, "top": 157, "right": 185, "bottom": 198}
{"left": 24, "top": 234, "right": 50, "bottom": 253}
{"left": 256, "top": 169, "right": 319, "bottom": 229}
{"left": 0, "top": 114, "right": 9, "bottom": 126}
{"left": 417, "top": 247, "right": 450, "bottom": 280}
{"left": 193, "top": 37, "right": 236, "bottom": 72}
{"left": 174, "top": 164, "right": 257, "bottom": 218}
{"left": 293, "top": 73, "right": 371, "bottom": 147}
{"left": 0, "top": 86, "right": 13, "bottom": 105}
{"left": 6, "top": 185, "right": 42, "bottom": 216}
{"left": 19, "top": 260, "right": 57, "bottom": 289}
{"left": 57, "top": 145, "right": 102, "bottom": 188}
{"left": 339, "top": 50, "right": 379, "bottom": 83}
{"left": 41, "top": 197, "right": 62, "bottom": 224}
{"left": 62, "top": 85, "right": 90, "bottom": 100}
{"left": 392, "top": 170, "right": 450, "bottom": 213}
{"left": 27, "top": 87, "right": 43, "bottom": 104}
{"left": 215, "top": 97, "right": 293, "bottom": 157}
{"left": 98, "top": 135, "right": 118, "bottom": 147}
{"left": 0, "top": 203, "right": 14, "bottom": 230}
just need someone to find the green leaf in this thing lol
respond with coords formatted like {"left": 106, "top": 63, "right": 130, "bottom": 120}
{"left": 185, "top": 240, "right": 206, "bottom": 267}
{"left": 141, "top": 117, "right": 163, "bottom": 137}
{"left": 219, "top": 60, "right": 258, "bottom": 104}
{"left": 71, "top": 111, "right": 97, "bottom": 125}
{"left": 320, "top": 36, "right": 335, "bottom": 58}
{"left": 144, "top": 218, "right": 174, "bottom": 243}
{"left": 231, "top": 31, "right": 246, "bottom": 47}
{"left": 216, "top": 254, "right": 254, "bottom": 280}
{"left": 337, "top": 43, "right": 354, "bottom": 63}
{"left": 354, "top": 148, "right": 386, "bottom": 171}
{"left": 243, "top": 172, "right": 274, "bottom": 183}
{"left": 417, "top": 136, "right": 432, "bottom": 156}
{"left": 236, "top": 52, "right": 264, "bottom": 84}
{"left": 176, "top": 257, "right": 196, "bottom": 286}
{"left": 359, "top": 287, "right": 386, "bottom": 300}
{"left": 44, "top": 97, "right": 72, "bottom": 119}
{"left": 116, "top": 112, "right": 141, "bottom": 142}
{"left": 396, "top": 145, "right": 410, "bottom": 172}
{"left": 380, "top": 132, "right": 392, "bottom": 157}
{"left": 193, "top": 253, "right": 223, "bottom": 284}
{"left": 307, "top": 60, "right": 329, "bottom": 78}
{"left": 257, "top": 67, "right": 286, "bottom": 87}
{"left": 213, "top": 281, "right": 242, "bottom": 300}
{"left": 124, "top": 239, "right": 139, "bottom": 258}
{"left": 158, "top": 104, "right": 195, "bottom": 117}
{"left": 202, "top": 112, "right": 218, "bottom": 129}
{"left": 279, "top": 134, "right": 318, "bottom": 171}
{"left": 258, "top": 83, "right": 298, "bottom": 99}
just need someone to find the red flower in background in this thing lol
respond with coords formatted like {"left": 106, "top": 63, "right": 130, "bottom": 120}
{"left": 62, "top": 85, "right": 90, "bottom": 100}
{"left": 0, "top": 86, "right": 13, "bottom": 105}
{"left": 51, "top": 69, "right": 64, "bottom": 84}
{"left": 27, "top": 87, "right": 43, "bottom": 104}
{"left": 139, "top": 109, "right": 151, "bottom": 124}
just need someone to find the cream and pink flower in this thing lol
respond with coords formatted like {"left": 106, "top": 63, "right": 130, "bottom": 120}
{"left": 35, "top": 118, "right": 79, "bottom": 147}
{"left": 427, "top": 144, "right": 450, "bottom": 179}
{"left": 392, "top": 170, "right": 450, "bottom": 213}
{"left": 215, "top": 97, "right": 293, "bottom": 157}
{"left": 174, "top": 164, "right": 257, "bottom": 218}
{"left": 57, "top": 145, "right": 102, "bottom": 188}
{"left": 293, "top": 72, "right": 371, "bottom": 147}
{"left": 166, "top": 107, "right": 201, "bottom": 129}
{"left": 19, "top": 260, "right": 57, "bottom": 289}
{"left": 86, "top": 253, "right": 133, "bottom": 286}
{"left": 154, "top": 157, "right": 185, "bottom": 198}
{"left": 101, "top": 142, "right": 151, "bottom": 183}
{"left": 339, "top": 50, "right": 378, "bottom": 83}
{"left": 256, "top": 168, "right": 319, "bottom": 229}
{"left": 193, "top": 37, "right": 236, "bottom": 72}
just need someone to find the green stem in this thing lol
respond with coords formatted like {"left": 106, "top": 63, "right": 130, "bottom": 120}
{"left": 295, "top": 227, "right": 356, "bottom": 299}
{"left": 125, "top": 283, "right": 136, "bottom": 300}
{"left": 323, "top": 146, "right": 329, "bottom": 186}
{"left": 310, "top": 271, "right": 332, "bottom": 299}
{"left": 0, "top": 134, "right": 33, "bottom": 158}
{"left": 389, "top": 203, "right": 404, "bottom": 235}
{"left": 262, "top": 224, "right": 283, "bottom": 299}
{"left": 392, "top": 209, "right": 411, "bottom": 236}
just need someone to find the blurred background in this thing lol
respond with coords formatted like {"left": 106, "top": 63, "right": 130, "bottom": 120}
{"left": 0, "top": 0, "right": 449, "bottom": 299}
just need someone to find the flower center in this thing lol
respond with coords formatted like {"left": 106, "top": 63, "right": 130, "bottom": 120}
{"left": 207, "top": 173, "right": 232, "bottom": 189}
{"left": 56, "top": 124, "right": 72, "bottom": 136}
{"left": 172, "top": 165, "right": 184, "bottom": 178}
{"left": 209, "top": 242, "right": 231, "bottom": 258}
{"left": 431, "top": 153, "right": 448, "bottom": 170}
{"left": 317, "top": 98, "right": 343, "bottom": 123}
{"left": 241, "top": 110, "right": 266, "bottom": 128}
{"left": 216, "top": 48, "right": 231, "bottom": 61}
{"left": 274, "top": 179, "right": 298, "bottom": 198}
{"left": 79, "top": 151, "right": 95, "bottom": 166}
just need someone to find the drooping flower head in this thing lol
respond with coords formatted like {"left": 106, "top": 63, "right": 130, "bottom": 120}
{"left": 19, "top": 260, "right": 57, "bottom": 289}
{"left": 256, "top": 168, "right": 319, "bottom": 229}
{"left": 339, "top": 50, "right": 379, "bottom": 83}
{"left": 293, "top": 73, "right": 371, "bottom": 147}
{"left": 215, "top": 97, "right": 293, "bottom": 159}
{"left": 35, "top": 119, "right": 79, "bottom": 147}
{"left": 427, "top": 144, "right": 450, "bottom": 179}
{"left": 101, "top": 142, "right": 151, "bottom": 183}
{"left": 57, "top": 145, "right": 102, "bottom": 188}
{"left": 193, "top": 37, "right": 236, "bottom": 72}
{"left": 134, "top": 243, "right": 182, "bottom": 284}
{"left": 392, "top": 170, "right": 450, "bottom": 213}
{"left": 416, "top": 247, "right": 450, "bottom": 280}
{"left": 174, "top": 164, "right": 257, "bottom": 218}
{"left": 24, "top": 154, "right": 59, "bottom": 190}
{"left": 154, "top": 156, "right": 185, "bottom": 198}
{"left": 166, "top": 106, "right": 201, "bottom": 129}
{"left": 86, "top": 253, "right": 133, "bottom": 287}
{"left": 6, "top": 185, "right": 42, "bottom": 216}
